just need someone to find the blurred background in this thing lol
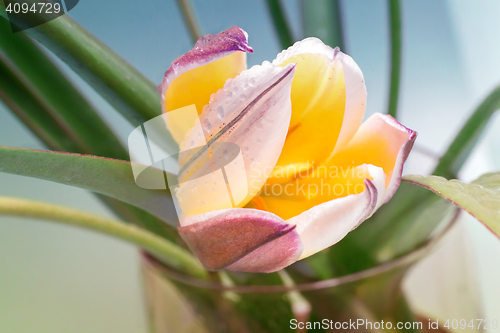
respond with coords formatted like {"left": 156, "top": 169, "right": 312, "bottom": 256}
{"left": 0, "top": 0, "right": 499, "bottom": 332}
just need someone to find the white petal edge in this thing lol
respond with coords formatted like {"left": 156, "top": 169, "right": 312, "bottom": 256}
{"left": 272, "top": 37, "right": 367, "bottom": 154}
{"left": 333, "top": 52, "right": 367, "bottom": 154}
{"left": 287, "top": 165, "right": 386, "bottom": 259}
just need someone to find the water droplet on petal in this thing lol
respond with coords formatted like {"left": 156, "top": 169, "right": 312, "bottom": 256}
{"left": 204, "top": 119, "right": 211, "bottom": 131}
{"left": 217, "top": 106, "right": 224, "bottom": 119}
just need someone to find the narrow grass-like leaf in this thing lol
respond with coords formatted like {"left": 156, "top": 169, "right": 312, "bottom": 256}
{"left": 300, "top": 0, "right": 344, "bottom": 50}
{"left": 0, "top": 62, "right": 78, "bottom": 152}
{"left": 265, "top": 0, "right": 294, "bottom": 50}
{"left": 387, "top": 0, "right": 402, "bottom": 119}
{"left": 176, "top": 0, "right": 202, "bottom": 43}
{"left": 404, "top": 173, "right": 500, "bottom": 238}
{"left": 0, "top": 146, "right": 178, "bottom": 226}
{"left": 433, "top": 85, "right": 500, "bottom": 179}
{"left": 0, "top": 2, "right": 158, "bottom": 125}
{"left": 0, "top": 18, "right": 179, "bottom": 241}
{"left": 0, "top": 1, "right": 177, "bottom": 156}
{"left": 0, "top": 2, "right": 158, "bottom": 124}
{"left": 0, "top": 196, "right": 206, "bottom": 279}
{"left": 0, "top": 17, "right": 127, "bottom": 159}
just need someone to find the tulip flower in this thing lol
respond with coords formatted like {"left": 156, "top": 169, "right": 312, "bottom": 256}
{"left": 158, "top": 26, "right": 416, "bottom": 273}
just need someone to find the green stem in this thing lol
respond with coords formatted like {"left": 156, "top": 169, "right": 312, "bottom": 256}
{"left": 433, "top": 85, "right": 500, "bottom": 178}
{"left": 0, "top": 61, "right": 76, "bottom": 152}
{"left": 387, "top": 0, "right": 402, "bottom": 119}
{"left": 176, "top": 0, "right": 203, "bottom": 43}
{"left": 0, "top": 17, "right": 128, "bottom": 160}
{"left": 0, "top": 196, "right": 206, "bottom": 279}
{"left": 278, "top": 270, "right": 311, "bottom": 322}
{"left": 0, "top": 1, "right": 163, "bottom": 127}
{"left": 301, "top": 0, "right": 345, "bottom": 50}
{"left": 265, "top": 0, "right": 294, "bottom": 50}
{"left": 0, "top": 18, "right": 180, "bottom": 241}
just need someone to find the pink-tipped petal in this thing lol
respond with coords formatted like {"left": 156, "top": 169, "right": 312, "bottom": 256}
{"left": 158, "top": 26, "right": 253, "bottom": 98}
{"left": 226, "top": 226, "right": 304, "bottom": 273}
{"left": 178, "top": 208, "right": 303, "bottom": 272}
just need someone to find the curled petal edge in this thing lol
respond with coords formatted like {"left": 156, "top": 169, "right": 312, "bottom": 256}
{"left": 381, "top": 115, "right": 418, "bottom": 204}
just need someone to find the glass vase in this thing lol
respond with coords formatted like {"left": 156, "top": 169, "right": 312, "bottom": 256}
{"left": 141, "top": 207, "right": 467, "bottom": 333}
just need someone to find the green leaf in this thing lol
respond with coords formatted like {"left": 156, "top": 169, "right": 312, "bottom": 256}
{"left": 0, "top": 1, "right": 156, "bottom": 123}
{"left": 0, "top": 1, "right": 178, "bottom": 156}
{"left": 387, "top": 0, "right": 402, "bottom": 119}
{"left": 433, "top": 85, "right": 500, "bottom": 179}
{"left": 403, "top": 173, "right": 500, "bottom": 238}
{"left": 265, "top": 0, "right": 294, "bottom": 50}
{"left": 0, "top": 146, "right": 178, "bottom": 226}
{"left": 175, "top": 0, "right": 202, "bottom": 43}
{"left": 0, "top": 196, "right": 206, "bottom": 279}
{"left": 0, "top": 17, "right": 128, "bottom": 160}
{"left": 0, "top": 18, "right": 179, "bottom": 241}
{"left": 0, "top": 61, "right": 79, "bottom": 152}
{"left": 300, "top": 0, "right": 344, "bottom": 50}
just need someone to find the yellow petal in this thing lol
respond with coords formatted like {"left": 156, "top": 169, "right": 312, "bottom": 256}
{"left": 258, "top": 165, "right": 370, "bottom": 220}
{"left": 326, "top": 113, "right": 413, "bottom": 188}
{"left": 165, "top": 51, "right": 247, "bottom": 142}
{"left": 268, "top": 53, "right": 346, "bottom": 183}
{"left": 257, "top": 113, "right": 416, "bottom": 220}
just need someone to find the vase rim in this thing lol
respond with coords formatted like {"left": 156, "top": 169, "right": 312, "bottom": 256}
{"left": 142, "top": 207, "right": 460, "bottom": 294}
